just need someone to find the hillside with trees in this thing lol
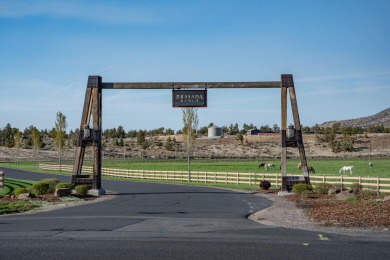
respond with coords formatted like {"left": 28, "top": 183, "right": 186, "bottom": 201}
{"left": 320, "top": 108, "right": 390, "bottom": 129}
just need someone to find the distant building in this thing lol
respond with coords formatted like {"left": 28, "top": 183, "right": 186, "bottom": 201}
{"left": 247, "top": 129, "right": 278, "bottom": 136}
{"left": 246, "top": 129, "right": 260, "bottom": 136}
{"left": 208, "top": 125, "right": 222, "bottom": 138}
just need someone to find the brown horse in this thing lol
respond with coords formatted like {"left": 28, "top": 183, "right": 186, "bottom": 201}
{"left": 258, "top": 163, "right": 266, "bottom": 168}
{"left": 297, "top": 163, "right": 315, "bottom": 174}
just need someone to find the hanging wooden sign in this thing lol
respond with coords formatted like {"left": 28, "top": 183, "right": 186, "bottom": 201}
{"left": 172, "top": 89, "right": 207, "bottom": 107}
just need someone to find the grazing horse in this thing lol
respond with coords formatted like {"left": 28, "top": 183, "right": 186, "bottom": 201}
{"left": 264, "top": 163, "right": 275, "bottom": 170}
{"left": 339, "top": 166, "right": 354, "bottom": 175}
{"left": 307, "top": 166, "right": 315, "bottom": 174}
{"left": 297, "top": 163, "right": 302, "bottom": 170}
{"left": 258, "top": 163, "right": 266, "bottom": 168}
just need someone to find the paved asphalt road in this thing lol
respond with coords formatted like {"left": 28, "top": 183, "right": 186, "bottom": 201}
{"left": 0, "top": 167, "right": 389, "bottom": 260}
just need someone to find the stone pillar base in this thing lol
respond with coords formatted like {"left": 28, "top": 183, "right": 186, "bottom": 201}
{"left": 88, "top": 188, "right": 106, "bottom": 196}
{"left": 278, "top": 191, "right": 294, "bottom": 197}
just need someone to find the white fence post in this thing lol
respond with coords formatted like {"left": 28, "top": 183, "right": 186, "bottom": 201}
{"left": 377, "top": 177, "right": 380, "bottom": 195}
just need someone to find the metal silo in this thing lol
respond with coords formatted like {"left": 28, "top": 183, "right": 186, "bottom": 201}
{"left": 208, "top": 125, "right": 222, "bottom": 138}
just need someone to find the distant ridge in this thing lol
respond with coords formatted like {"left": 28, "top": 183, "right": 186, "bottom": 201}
{"left": 321, "top": 108, "right": 390, "bottom": 128}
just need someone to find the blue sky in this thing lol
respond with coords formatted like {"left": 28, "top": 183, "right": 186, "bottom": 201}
{"left": 1, "top": 0, "right": 389, "bottom": 132}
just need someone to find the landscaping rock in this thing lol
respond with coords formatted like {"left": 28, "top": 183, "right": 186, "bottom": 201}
{"left": 336, "top": 191, "right": 356, "bottom": 201}
{"left": 17, "top": 193, "right": 33, "bottom": 199}
{"left": 328, "top": 188, "right": 341, "bottom": 195}
{"left": 300, "top": 190, "right": 318, "bottom": 199}
{"left": 384, "top": 195, "right": 390, "bottom": 202}
{"left": 54, "top": 188, "right": 72, "bottom": 197}
{"left": 348, "top": 183, "right": 363, "bottom": 194}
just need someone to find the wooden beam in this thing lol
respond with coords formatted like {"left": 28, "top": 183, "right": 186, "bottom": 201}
{"left": 102, "top": 81, "right": 282, "bottom": 89}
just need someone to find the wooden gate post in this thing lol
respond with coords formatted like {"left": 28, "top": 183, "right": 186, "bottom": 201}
{"left": 72, "top": 76, "right": 104, "bottom": 195}
{"left": 280, "top": 74, "right": 310, "bottom": 193}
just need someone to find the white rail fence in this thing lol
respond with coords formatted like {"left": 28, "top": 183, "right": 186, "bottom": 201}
{"left": 39, "top": 164, "right": 390, "bottom": 194}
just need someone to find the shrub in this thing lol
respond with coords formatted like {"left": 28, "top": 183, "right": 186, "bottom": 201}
{"left": 164, "top": 137, "right": 174, "bottom": 151}
{"left": 259, "top": 180, "right": 271, "bottom": 190}
{"left": 31, "top": 182, "right": 50, "bottom": 195}
{"left": 141, "top": 141, "right": 149, "bottom": 150}
{"left": 14, "top": 187, "right": 29, "bottom": 197}
{"left": 236, "top": 134, "right": 244, "bottom": 144}
{"left": 75, "top": 185, "right": 89, "bottom": 196}
{"left": 348, "top": 183, "right": 363, "bottom": 194}
{"left": 40, "top": 178, "right": 61, "bottom": 193}
{"left": 315, "top": 183, "right": 333, "bottom": 194}
{"left": 291, "top": 183, "right": 313, "bottom": 195}
{"left": 55, "top": 183, "right": 75, "bottom": 190}
{"left": 360, "top": 189, "right": 377, "bottom": 197}
{"left": 345, "top": 196, "right": 357, "bottom": 203}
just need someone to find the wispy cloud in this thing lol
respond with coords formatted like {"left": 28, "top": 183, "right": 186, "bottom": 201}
{"left": 297, "top": 82, "right": 390, "bottom": 99}
{"left": 297, "top": 69, "right": 390, "bottom": 83}
{"left": 0, "top": 0, "right": 166, "bottom": 25}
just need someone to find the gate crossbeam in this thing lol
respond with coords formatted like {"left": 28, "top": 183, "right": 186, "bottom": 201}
{"left": 102, "top": 81, "right": 281, "bottom": 89}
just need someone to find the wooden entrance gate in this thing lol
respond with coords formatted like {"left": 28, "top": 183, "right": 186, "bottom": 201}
{"left": 72, "top": 74, "right": 309, "bottom": 194}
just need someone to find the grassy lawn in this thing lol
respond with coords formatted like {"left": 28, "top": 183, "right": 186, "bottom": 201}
{"left": 0, "top": 178, "right": 39, "bottom": 214}
{"left": 0, "top": 161, "right": 71, "bottom": 176}
{"left": 0, "top": 178, "right": 35, "bottom": 196}
{"left": 0, "top": 200, "right": 39, "bottom": 214}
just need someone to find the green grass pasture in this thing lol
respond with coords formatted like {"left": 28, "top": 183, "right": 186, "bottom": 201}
{"left": 0, "top": 178, "right": 39, "bottom": 214}
{"left": 1, "top": 158, "right": 389, "bottom": 193}
{"left": 103, "top": 158, "right": 389, "bottom": 178}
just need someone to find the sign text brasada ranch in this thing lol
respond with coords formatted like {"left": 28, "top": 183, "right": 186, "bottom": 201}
{"left": 172, "top": 89, "right": 207, "bottom": 107}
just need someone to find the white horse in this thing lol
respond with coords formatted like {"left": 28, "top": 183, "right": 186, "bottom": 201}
{"left": 264, "top": 163, "right": 275, "bottom": 170}
{"left": 339, "top": 166, "right": 354, "bottom": 175}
